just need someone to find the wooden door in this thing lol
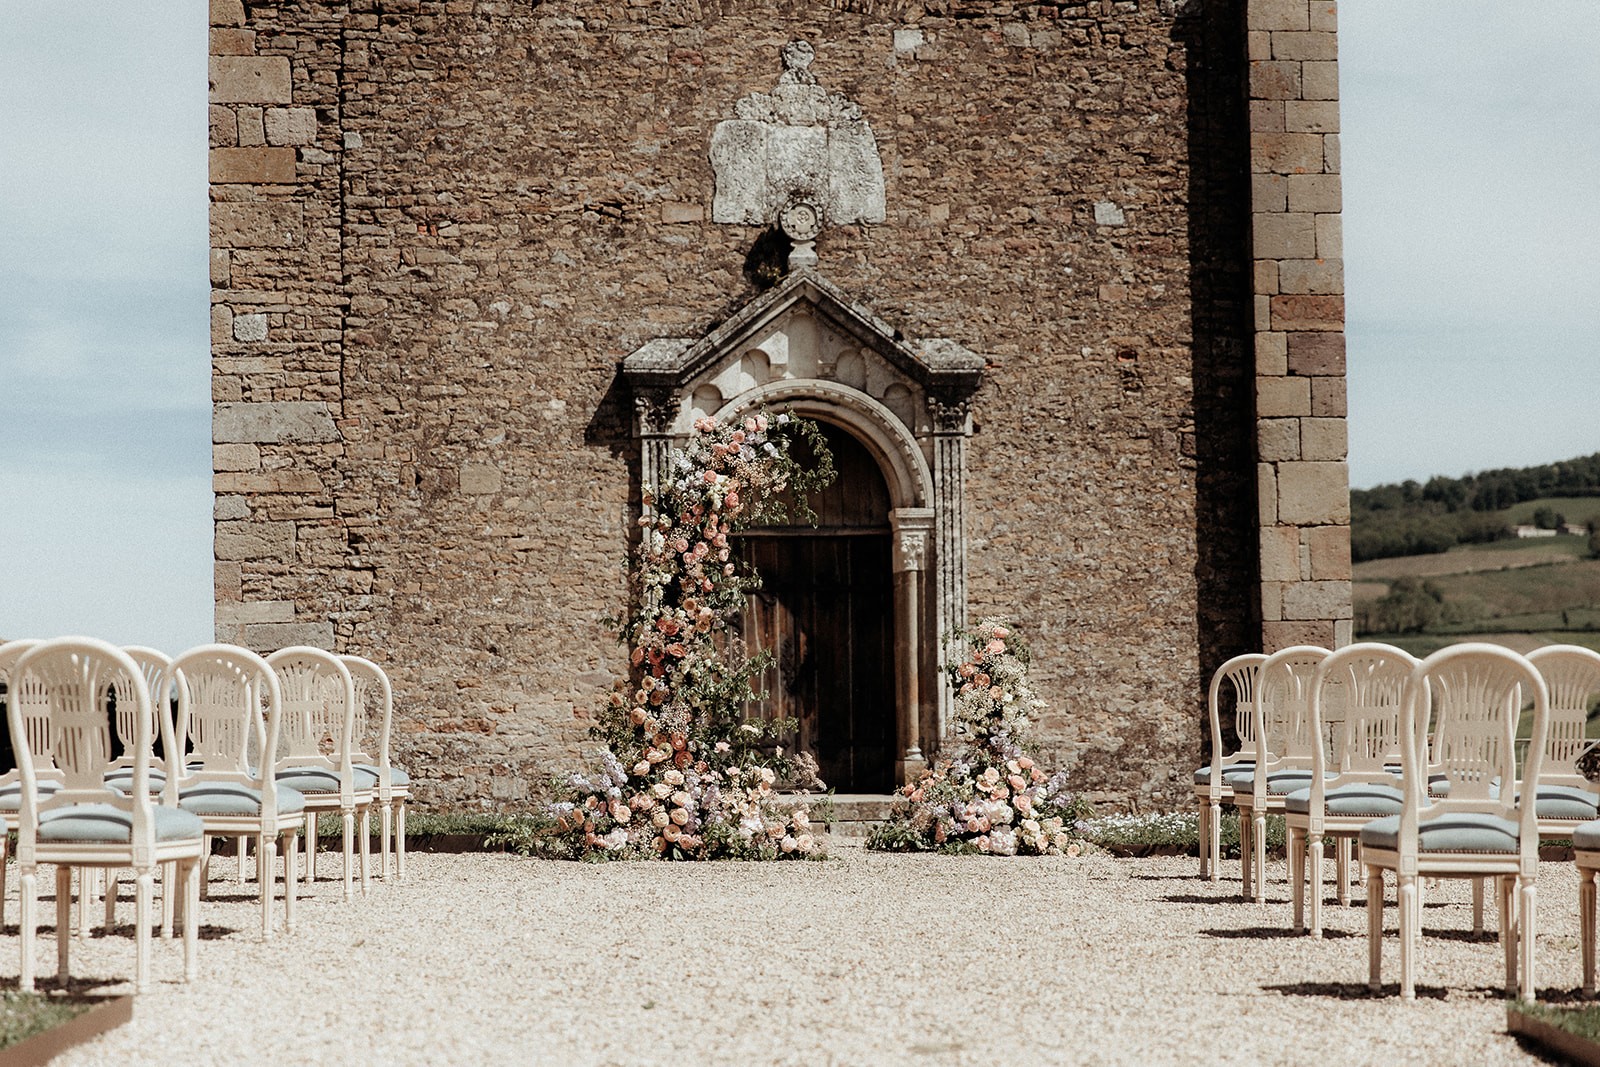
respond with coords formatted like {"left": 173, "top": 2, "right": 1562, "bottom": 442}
{"left": 738, "top": 423, "right": 895, "bottom": 793}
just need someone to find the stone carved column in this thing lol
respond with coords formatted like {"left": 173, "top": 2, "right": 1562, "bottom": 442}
{"left": 930, "top": 398, "right": 971, "bottom": 746}
{"left": 633, "top": 389, "right": 678, "bottom": 524}
{"left": 891, "top": 507, "right": 934, "bottom": 786}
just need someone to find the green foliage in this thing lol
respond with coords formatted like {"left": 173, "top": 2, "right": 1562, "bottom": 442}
{"left": 1355, "top": 576, "right": 1446, "bottom": 634}
{"left": 1077, "top": 811, "right": 1287, "bottom": 857}
{"left": 1511, "top": 1000, "right": 1600, "bottom": 1046}
{"left": 0, "top": 992, "right": 92, "bottom": 1051}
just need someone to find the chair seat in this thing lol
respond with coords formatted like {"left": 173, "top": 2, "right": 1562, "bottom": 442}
{"left": 179, "top": 782, "right": 307, "bottom": 817}
{"left": 1529, "top": 784, "right": 1600, "bottom": 822}
{"left": 1285, "top": 781, "right": 1405, "bottom": 817}
{"left": 1359, "top": 812, "right": 1521, "bottom": 854}
{"left": 37, "top": 803, "right": 205, "bottom": 844}
{"left": 1571, "top": 820, "right": 1600, "bottom": 851}
{"left": 355, "top": 762, "right": 410, "bottom": 787}
{"left": 0, "top": 780, "right": 63, "bottom": 811}
{"left": 276, "top": 766, "right": 379, "bottom": 794}
{"left": 1228, "top": 769, "right": 1332, "bottom": 795}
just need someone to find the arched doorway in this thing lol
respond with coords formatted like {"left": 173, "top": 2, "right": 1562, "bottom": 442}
{"left": 738, "top": 422, "right": 895, "bottom": 792}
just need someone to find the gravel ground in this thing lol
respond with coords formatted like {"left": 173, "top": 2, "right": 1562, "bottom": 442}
{"left": 6, "top": 841, "right": 1587, "bottom": 1065}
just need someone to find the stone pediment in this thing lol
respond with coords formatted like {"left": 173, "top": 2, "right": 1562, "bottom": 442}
{"left": 622, "top": 269, "right": 982, "bottom": 439}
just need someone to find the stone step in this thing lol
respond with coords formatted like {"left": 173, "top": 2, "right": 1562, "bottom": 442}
{"left": 771, "top": 792, "right": 903, "bottom": 837}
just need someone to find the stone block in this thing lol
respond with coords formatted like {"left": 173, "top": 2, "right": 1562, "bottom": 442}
{"left": 661, "top": 202, "right": 704, "bottom": 223}
{"left": 1282, "top": 580, "right": 1352, "bottom": 621}
{"left": 214, "top": 470, "right": 324, "bottom": 494}
{"left": 1248, "top": 0, "right": 1309, "bottom": 31}
{"left": 1250, "top": 100, "right": 1284, "bottom": 133}
{"left": 1252, "top": 212, "right": 1315, "bottom": 258}
{"left": 1257, "top": 375, "right": 1311, "bottom": 417}
{"left": 1249, "top": 61, "right": 1301, "bottom": 101}
{"left": 1253, "top": 259, "right": 1279, "bottom": 296}
{"left": 211, "top": 304, "right": 233, "bottom": 345}
{"left": 1287, "top": 331, "right": 1345, "bottom": 375}
{"left": 1270, "top": 294, "right": 1343, "bottom": 331}
{"left": 1270, "top": 31, "right": 1337, "bottom": 61}
{"left": 1254, "top": 331, "right": 1288, "bottom": 375}
{"left": 214, "top": 401, "right": 339, "bottom": 444}
{"left": 1324, "top": 133, "right": 1340, "bottom": 173}
{"left": 1252, "top": 173, "right": 1288, "bottom": 213}
{"left": 214, "top": 520, "right": 295, "bottom": 561}
{"left": 210, "top": 28, "right": 254, "bottom": 55}
{"left": 214, "top": 495, "right": 249, "bottom": 521}
{"left": 211, "top": 202, "right": 304, "bottom": 248}
{"left": 1258, "top": 418, "right": 1301, "bottom": 462}
{"left": 460, "top": 463, "right": 503, "bottom": 494}
{"left": 894, "top": 28, "right": 925, "bottom": 53}
{"left": 1260, "top": 581, "right": 1283, "bottom": 622}
{"left": 244, "top": 621, "right": 334, "bottom": 652}
{"left": 1300, "top": 417, "right": 1346, "bottom": 461}
{"left": 237, "top": 107, "right": 265, "bottom": 147}
{"left": 233, "top": 313, "right": 268, "bottom": 341}
{"left": 209, "top": 105, "right": 236, "bottom": 148}
{"left": 217, "top": 599, "right": 296, "bottom": 624}
{"left": 1310, "top": 0, "right": 1338, "bottom": 31}
{"left": 265, "top": 107, "right": 317, "bottom": 146}
{"left": 209, "top": 56, "right": 292, "bottom": 104}
{"left": 1263, "top": 619, "right": 1338, "bottom": 652}
{"left": 210, "top": 146, "right": 296, "bottom": 183}
{"left": 1255, "top": 294, "right": 1272, "bottom": 333}
{"left": 210, "top": 248, "right": 231, "bottom": 286}
{"left": 1286, "top": 100, "right": 1339, "bottom": 134}
{"left": 1276, "top": 258, "right": 1342, "bottom": 295}
{"left": 1252, "top": 133, "right": 1324, "bottom": 175}
{"left": 1258, "top": 463, "right": 1279, "bottom": 526}
{"left": 1093, "top": 202, "right": 1126, "bottom": 226}
{"left": 1305, "top": 524, "right": 1352, "bottom": 580}
{"left": 210, "top": 0, "right": 244, "bottom": 26}
{"left": 1315, "top": 213, "right": 1343, "bottom": 258}
{"left": 213, "top": 443, "right": 261, "bottom": 471}
{"left": 1286, "top": 173, "right": 1341, "bottom": 213}
{"left": 1248, "top": 31, "right": 1272, "bottom": 61}
{"left": 1277, "top": 461, "right": 1350, "bottom": 524}
{"left": 1302, "top": 60, "right": 1339, "bottom": 101}
{"left": 1259, "top": 524, "right": 1302, "bottom": 582}
{"left": 1311, "top": 376, "right": 1346, "bottom": 417}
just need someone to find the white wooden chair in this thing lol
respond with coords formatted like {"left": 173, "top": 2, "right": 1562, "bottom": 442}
{"left": 170, "top": 644, "right": 306, "bottom": 938}
{"left": 268, "top": 646, "right": 372, "bottom": 901}
{"left": 1285, "top": 643, "right": 1416, "bottom": 936}
{"left": 1230, "top": 645, "right": 1331, "bottom": 903}
{"left": 7, "top": 637, "right": 206, "bottom": 994}
{"left": 343, "top": 655, "right": 410, "bottom": 882}
{"left": 1524, "top": 646, "right": 1600, "bottom": 838}
{"left": 1195, "top": 653, "right": 1266, "bottom": 882}
{"left": 1360, "top": 643, "right": 1548, "bottom": 1001}
{"left": 0, "top": 638, "right": 59, "bottom": 928}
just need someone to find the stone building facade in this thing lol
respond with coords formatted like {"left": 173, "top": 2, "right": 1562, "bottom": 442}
{"left": 208, "top": 0, "right": 1350, "bottom": 809}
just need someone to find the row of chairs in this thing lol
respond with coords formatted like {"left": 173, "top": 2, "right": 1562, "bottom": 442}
{"left": 0, "top": 636, "right": 411, "bottom": 993}
{"left": 1194, "top": 641, "right": 1600, "bottom": 1000}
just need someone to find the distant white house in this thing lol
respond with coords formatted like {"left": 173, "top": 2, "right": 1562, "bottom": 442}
{"left": 1562, "top": 522, "right": 1589, "bottom": 537}
{"left": 1514, "top": 524, "right": 1558, "bottom": 538}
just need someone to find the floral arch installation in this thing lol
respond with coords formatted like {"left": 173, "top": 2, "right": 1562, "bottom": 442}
{"left": 623, "top": 270, "right": 984, "bottom": 784}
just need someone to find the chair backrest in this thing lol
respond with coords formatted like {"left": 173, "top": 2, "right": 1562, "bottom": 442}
{"left": 267, "top": 646, "right": 357, "bottom": 794}
{"left": 7, "top": 637, "right": 159, "bottom": 863}
{"left": 341, "top": 654, "right": 392, "bottom": 770}
{"left": 1251, "top": 645, "right": 1332, "bottom": 782}
{"left": 118, "top": 646, "right": 176, "bottom": 774}
{"left": 1526, "top": 645, "right": 1600, "bottom": 788}
{"left": 171, "top": 644, "right": 289, "bottom": 823}
{"left": 1206, "top": 653, "right": 1267, "bottom": 788}
{"left": 1307, "top": 643, "right": 1418, "bottom": 811}
{"left": 1398, "top": 643, "right": 1548, "bottom": 874}
{"left": 0, "top": 639, "right": 56, "bottom": 784}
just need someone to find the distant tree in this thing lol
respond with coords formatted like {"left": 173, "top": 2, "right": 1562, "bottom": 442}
{"left": 1589, "top": 521, "right": 1600, "bottom": 560}
{"left": 1534, "top": 506, "right": 1558, "bottom": 530}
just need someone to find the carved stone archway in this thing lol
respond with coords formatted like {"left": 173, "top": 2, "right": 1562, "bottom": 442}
{"left": 623, "top": 269, "right": 982, "bottom": 783}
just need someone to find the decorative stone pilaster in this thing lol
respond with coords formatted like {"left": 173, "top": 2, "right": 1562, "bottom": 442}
{"left": 891, "top": 507, "right": 935, "bottom": 785}
{"left": 930, "top": 398, "right": 971, "bottom": 739}
{"left": 1247, "top": 0, "right": 1353, "bottom": 651}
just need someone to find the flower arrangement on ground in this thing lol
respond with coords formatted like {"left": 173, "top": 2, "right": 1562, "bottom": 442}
{"left": 546, "top": 410, "right": 835, "bottom": 860}
{"left": 867, "top": 618, "right": 1091, "bottom": 855}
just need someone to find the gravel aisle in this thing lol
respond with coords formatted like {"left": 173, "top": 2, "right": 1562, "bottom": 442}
{"left": 10, "top": 843, "right": 1585, "bottom": 1065}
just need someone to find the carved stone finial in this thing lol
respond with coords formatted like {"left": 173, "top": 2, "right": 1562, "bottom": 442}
{"left": 710, "top": 40, "right": 887, "bottom": 235}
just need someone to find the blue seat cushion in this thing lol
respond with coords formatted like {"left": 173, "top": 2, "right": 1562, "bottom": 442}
{"left": 1527, "top": 784, "right": 1600, "bottom": 821}
{"left": 1572, "top": 820, "right": 1600, "bottom": 851}
{"left": 1284, "top": 781, "right": 1405, "bottom": 817}
{"left": 276, "top": 765, "right": 379, "bottom": 794}
{"left": 1229, "top": 769, "right": 1331, "bottom": 795}
{"left": 0, "top": 780, "right": 63, "bottom": 811}
{"left": 1359, "top": 812, "right": 1521, "bottom": 854}
{"left": 179, "top": 782, "right": 307, "bottom": 817}
{"left": 355, "top": 762, "right": 410, "bottom": 787}
{"left": 37, "top": 803, "right": 204, "bottom": 844}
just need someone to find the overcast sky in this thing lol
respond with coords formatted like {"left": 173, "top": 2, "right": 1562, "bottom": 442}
{"left": 2, "top": 1, "right": 1597, "bottom": 649}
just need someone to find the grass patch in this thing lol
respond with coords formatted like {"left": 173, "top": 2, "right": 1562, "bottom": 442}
{"left": 310, "top": 811, "right": 549, "bottom": 844}
{"left": 0, "top": 992, "right": 92, "bottom": 1051}
{"left": 1080, "top": 811, "right": 1286, "bottom": 858}
{"left": 1510, "top": 998, "right": 1600, "bottom": 1044}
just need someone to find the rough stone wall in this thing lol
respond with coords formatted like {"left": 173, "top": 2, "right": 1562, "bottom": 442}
{"left": 209, "top": 0, "right": 1339, "bottom": 810}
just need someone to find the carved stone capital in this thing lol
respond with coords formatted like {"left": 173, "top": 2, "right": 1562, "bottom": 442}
{"left": 632, "top": 388, "right": 678, "bottom": 437}
{"left": 890, "top": 507, "right": 935, "bottom": 573}
{"left": 929, "top": 395, "right": 971, "bottom": 434}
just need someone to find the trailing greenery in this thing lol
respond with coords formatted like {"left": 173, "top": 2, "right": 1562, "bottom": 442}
{"left": 0, "top": 992, "right": 92, "bottom": 1051}
{"left": 1352, "top": 452, "right": 1600, "bottom": 563}
{"left": 1077, "top": 811, "right": 1286, "bottom": 857}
